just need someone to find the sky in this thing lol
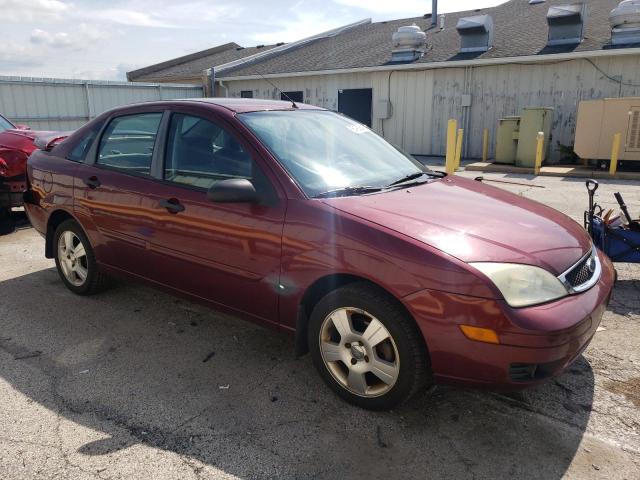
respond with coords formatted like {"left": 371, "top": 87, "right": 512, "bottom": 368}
{"left": 0, "top": 0, "right": 507, "bottom": 81}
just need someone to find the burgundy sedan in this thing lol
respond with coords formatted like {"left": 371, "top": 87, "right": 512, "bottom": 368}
{"left": 25, "top": 99, "right": 614, "bottom": 410}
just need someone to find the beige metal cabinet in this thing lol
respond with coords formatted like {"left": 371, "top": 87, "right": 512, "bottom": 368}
{"left": 574, "top": 97, "right": 640, "bottom": 162}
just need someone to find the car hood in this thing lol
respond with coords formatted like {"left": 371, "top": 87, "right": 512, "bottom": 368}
{"left": 322, "top": 176, "right": 591, "bottom": 275}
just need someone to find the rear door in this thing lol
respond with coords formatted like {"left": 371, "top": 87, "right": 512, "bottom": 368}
{"left": 74, "top": 111, "right": 166, "bottom": 277}
{"left": 144, "top": 110, "right": 286, "bottom": 323}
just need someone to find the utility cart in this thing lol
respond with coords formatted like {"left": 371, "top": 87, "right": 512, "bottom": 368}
{"left": 584, "top": 180, "right": 640, "bottom": 263}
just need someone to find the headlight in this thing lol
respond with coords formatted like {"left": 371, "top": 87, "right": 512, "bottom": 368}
{"left": 470, "top": 263, "right": 568, "bottom": 308}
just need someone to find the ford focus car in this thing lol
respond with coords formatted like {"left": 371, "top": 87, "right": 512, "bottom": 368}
{"left": 24, "top": 99, "right": 614, "bottom": 410}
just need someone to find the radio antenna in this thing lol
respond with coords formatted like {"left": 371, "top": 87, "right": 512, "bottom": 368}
{"left": 258, "top": 72, "right": 298, "bottom": 109}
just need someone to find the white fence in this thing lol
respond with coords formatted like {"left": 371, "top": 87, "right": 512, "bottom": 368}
{"left": 0, "top": 76, "right": 204, "bottom": 131}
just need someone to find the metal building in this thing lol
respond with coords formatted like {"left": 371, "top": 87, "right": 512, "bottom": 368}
{"left": 0, "top": 77, "right": 203, "bottom": 131}
{"left": 130, "top": 0, "right": 640, "bottom": 161}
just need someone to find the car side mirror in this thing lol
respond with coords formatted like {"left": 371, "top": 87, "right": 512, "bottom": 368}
{"left": 207, "top": 178, "right": 258, "bottom": 203}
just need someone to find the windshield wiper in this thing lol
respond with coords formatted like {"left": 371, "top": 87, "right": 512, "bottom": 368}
{"left": 386, "top": 170, "right": 446, "bottom": 188}
{"left": 313, "top": 185, "right": 383, "bottom": 199}
{"left": 386, "top": 172, "right": 429, "bottom": 187}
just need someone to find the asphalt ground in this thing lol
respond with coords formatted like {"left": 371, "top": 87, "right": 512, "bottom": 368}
{"left": 0, "top": 172, "right": 639, "bottom": 479}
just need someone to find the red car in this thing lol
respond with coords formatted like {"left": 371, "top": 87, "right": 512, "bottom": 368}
{"left": 0, "top": 113, "right": 66, "bottom": 226}
{"left": 25, "top": 99, "right": 615, "bottom": 410}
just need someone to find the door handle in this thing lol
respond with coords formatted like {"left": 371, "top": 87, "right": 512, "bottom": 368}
{"left": 159, "top": 198, "right": 185, "bottom": 214}
{"left": 83, "top": 176, "right": 101, "bottom": 189}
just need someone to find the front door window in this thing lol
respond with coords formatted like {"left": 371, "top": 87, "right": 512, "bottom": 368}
{"left": 164, "top": 113, "right": 275, "bottom": 202}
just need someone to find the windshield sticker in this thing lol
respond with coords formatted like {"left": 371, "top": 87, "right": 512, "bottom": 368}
{"left": 346, "top": 124, "right": 369, "bottom": 134}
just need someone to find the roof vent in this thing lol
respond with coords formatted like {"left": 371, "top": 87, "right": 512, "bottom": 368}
{"left": 529, "top": 0, "right": 545, "bottom": 5}
{"left": 456, "top": 15, "right": 494, "bottom": 53}
{"left": 391, "top": 25, "right": 427, "bottom": 62}
{"left": 547, "top": 4, "right": 586, "bottom": 46}
{"left": 610, "top": 1, "right": 640, "bottom": 45}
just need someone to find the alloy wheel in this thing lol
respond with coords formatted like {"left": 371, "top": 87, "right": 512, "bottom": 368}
{"left": 319, "top": 307, "right": 400, "bottom": 398}
{"left": 57, "top": 230, "right": 89, "bottom": 287}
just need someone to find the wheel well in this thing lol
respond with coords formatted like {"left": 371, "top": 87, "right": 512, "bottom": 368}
{"left": 45, "top": 210, "right": 74, "bottom": 258}
{"left": 294, "top": 274, "right": 418, "bottom": 357}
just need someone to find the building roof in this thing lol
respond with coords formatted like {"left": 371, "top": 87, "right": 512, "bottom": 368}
{"left": 127, "top": 42, "right": 280, "bottom": 82}
{"left": 217, "top": 0, "right": 627, "bottom": 79}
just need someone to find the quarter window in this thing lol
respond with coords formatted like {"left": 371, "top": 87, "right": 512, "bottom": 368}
{"left": 164, "top": 113, "right": 255, "bottom": 190}
{"left": 68, "top": 123, "right": 102, "bottom": 162}
{"left": 97, "top": 113, "right": 162, "bottom": 175}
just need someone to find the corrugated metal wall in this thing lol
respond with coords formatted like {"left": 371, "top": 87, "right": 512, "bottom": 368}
{"left": 222, "top": 54, "right": 640, "bottom": 160}
{"left": 0, "top": 76, "right": 203, "bottom": 131}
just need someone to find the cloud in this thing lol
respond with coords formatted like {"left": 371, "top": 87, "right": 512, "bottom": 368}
{"left": 27, "top": 24, "right": 109, "bottom": 53}
{"left": 0, "top": 42, "right": 46, "bottom": 70}
{"left": 333, "top": 0, "right": 507, "bottom": 17}
{"left": 332, "top": 0, "right": 429, "bottom": 16}
{"left": 30, "top": 29, "right": 72, "bottom": 48}
{"left": 96, "top": 9, "right": 178, "bottom": 28}
{"left": 76, "top": 2, "right": 240, "bottom": 29}
{"left": 251, "top": 11, "right": 351, "bottom": 44}
{"left": 0, "top": 0, "right": 69, "bottom": 21}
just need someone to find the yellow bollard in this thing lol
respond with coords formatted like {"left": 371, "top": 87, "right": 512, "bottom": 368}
{"left": 446, "top": 119, "right": 458, "bottom": 174}
{"left": 534, "top": 131, "right": 544, "bottom": 175}
{"left": 455, "top": 128, "right": 464, "bottom": 170}
{"left": 609, "top": 133, "right": 622, "bottom": 176}
{"left": 482, "top": 128, "right": 489, "bottom": 162}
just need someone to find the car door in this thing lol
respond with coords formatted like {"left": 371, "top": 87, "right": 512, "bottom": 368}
{"left": 74, "top": 110, "right": 167, "bottom": 278}
{"left": 144, "top": 110, "right": 287, "bottom": 324}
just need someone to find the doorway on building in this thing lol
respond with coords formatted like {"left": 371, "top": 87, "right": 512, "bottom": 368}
{"left": 280, "top": 91, "right": 304, "bottom": 103}
{"left": 338, "top": 88, "right": 372, "bottom": 127}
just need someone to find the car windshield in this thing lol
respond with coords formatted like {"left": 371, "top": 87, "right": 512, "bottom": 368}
{"left": 0, "top": 115, "right": 15, "bottom": 132}
{"left": 239, "top": 110, "right": 429, "bottom": 198}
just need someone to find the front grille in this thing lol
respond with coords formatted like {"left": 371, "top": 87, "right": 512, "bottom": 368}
{"left": 564, "top": 254, "right": 595, "bottom": 288}
{"left": 509, "top": 360, "right": 563, "bottom": 382}
{"left": 509, "top": 363, "right": 537, "bottom": 381}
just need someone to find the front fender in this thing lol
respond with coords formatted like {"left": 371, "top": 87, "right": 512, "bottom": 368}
{"left": 279, "top": 199, "right": 494, "bottom": 329}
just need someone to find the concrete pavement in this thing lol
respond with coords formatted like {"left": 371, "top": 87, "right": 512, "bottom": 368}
{"left": 0, "top": 172, "right": 639, "bottom": 479}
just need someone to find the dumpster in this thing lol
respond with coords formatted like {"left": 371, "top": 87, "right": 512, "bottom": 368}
{"left": 516, "top": 107, "right": 553, "bottom": 168}
{"left": 495, "top": 116, "right": 520, "bottom": 164}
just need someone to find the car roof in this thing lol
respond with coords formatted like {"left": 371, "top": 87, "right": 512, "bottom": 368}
{"left": 118, "top": 98, "right": 326, "bottom": 114}
{"left": 184, "top": 97, "right": 326, "bottom": 113}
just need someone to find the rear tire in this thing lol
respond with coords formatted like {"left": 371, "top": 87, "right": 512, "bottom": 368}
{"left": 53, "top": 219, "right": 111, "bottom": 295}
{"left": 308, "top": 282, "right": 431, "bottom": 410}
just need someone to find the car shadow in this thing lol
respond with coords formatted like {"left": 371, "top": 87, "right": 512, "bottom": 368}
{"left": 0, "top": 268, "right": 595, "bottom": 479}
{"left": 0, "top": 209, "right": 30, "bottom": 236}
{"left": 608, "top": 278, "right": 640, "bottom": 317}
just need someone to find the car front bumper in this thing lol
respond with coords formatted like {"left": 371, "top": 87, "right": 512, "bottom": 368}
{"left": 403, "top": 249, "right": 615, "bottom": 388}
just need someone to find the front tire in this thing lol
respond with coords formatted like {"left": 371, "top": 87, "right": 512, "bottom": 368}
{"left": 308, "top": 283, "right": 431, "bottom": 410}
{"left": 54, "top": 219, "right": 110, "bottom": 295}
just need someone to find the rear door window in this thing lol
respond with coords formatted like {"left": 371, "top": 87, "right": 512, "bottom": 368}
{"left": 97, "top": 113, "right": 162, "bottom": 175}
